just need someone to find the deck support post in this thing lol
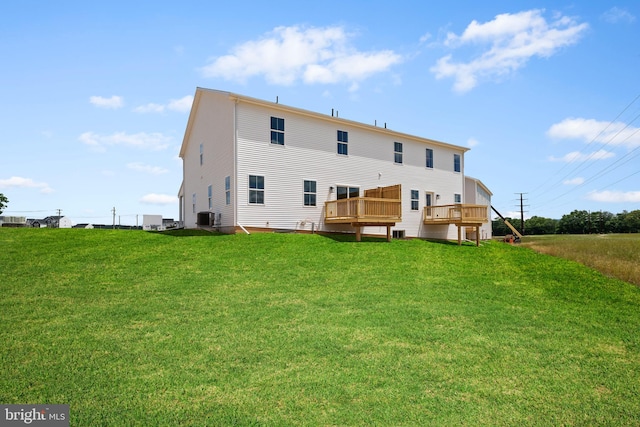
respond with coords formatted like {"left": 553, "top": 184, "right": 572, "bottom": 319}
{"left": 386, "top": 225, "right": 391, "bottom": 242}
{"left": 457, "top": 225, "right": 462, "bottom": 246}
{"left": 476, "top": 225, "right": 480, "bottom": 246}
{"left": 355, "top": 226, "right": 361, "bottom": 242}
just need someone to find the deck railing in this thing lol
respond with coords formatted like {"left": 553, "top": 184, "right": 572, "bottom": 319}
{"left": 325, "top": 197, "right": 402, "bottom": 222}
{"left": 423, "top": 204, "right": 488, "bottom": 224}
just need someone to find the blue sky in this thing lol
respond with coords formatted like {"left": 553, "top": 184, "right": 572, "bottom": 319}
{"left": 1, "top": 1, "right": 639, "bottom": 224}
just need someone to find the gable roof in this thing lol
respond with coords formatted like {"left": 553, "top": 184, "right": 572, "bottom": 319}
{"left": 179, "top": 87, "right": 470, "bottom": 158}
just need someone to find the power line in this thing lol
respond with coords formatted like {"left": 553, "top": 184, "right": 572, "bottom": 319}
{"left": 528, "top": 92, "right": 640, "bottom": 197}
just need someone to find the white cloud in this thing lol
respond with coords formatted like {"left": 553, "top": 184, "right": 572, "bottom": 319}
{"left": 547, "top": 118, "right": 640, "bottom": 149}
{"left": 140, "top": 193, "right": 177, "bottom": 205}
{"left": 549, "top": 150, "right": 615, "bottom": 163}
{"left": 79, "top": 131, "right": 172, "bottom": 151}
{"left": 89, "top": 95, "right": 124, "bottom": 109}
{"left": 563, "top": 177, "right": 584, "bottom": 185}
{"left": 602, "top": 7, "right": 636, "bottom": 24}
{"left": 167, "top": 95, "right": 194, "bottom": 112}
{"left": 134, "top": 95, "right": 193, "bottom": 114}
{"left": 586, "top": 190, "right": 640, "bottom": 203}
{"left": 0, "top": 176, "right": 54, "bottom": 194}
{"left": 127, "top": 162, "right": 169, "bottom": 175}
{"left": 133, "top": 103, "right": 165, "bottom": 113}
{"left": 200, "top": 25, "right": 402, "bottom": 87}
{"left": 419, "top": 33, "right": 432, "bottom": 44}
{"left": 467, "top": 137, "right": 479, "bottom": 148}
{"left": 430, "top": 9, "right": 589, "bottom": 92}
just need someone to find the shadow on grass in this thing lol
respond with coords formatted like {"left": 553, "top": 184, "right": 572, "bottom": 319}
{"left": 156, "top": 229, "right": 225, "bottom": 237}
{"left": 316, "top": 232, "right": 390, "bottom": 243}
{"left": 156, "top": 229, "right": 484, "bottom": 246}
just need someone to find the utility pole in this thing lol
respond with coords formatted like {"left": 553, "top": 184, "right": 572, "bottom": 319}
{"left": 112, "top": 207, "right": 116, "bottom": 229}
{"left": 56, "top": 209, "right": 62, "bottom": 228}
{"left": 515, "top": 193, "right": 528, "bottom": 236}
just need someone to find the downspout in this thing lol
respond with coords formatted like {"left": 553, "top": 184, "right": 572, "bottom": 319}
{"left": 237, "top": 222, "right": 251, "bottom": 235}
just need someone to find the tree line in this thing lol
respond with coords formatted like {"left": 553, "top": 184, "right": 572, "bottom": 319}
{"left": 493, "top": 209, "right": 640, "bottom": 235}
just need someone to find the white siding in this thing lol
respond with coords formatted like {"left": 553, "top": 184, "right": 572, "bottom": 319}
{"left": 181, "top": 90, "right": 235, "bottom": 229}
{"left": 234, "top": 101, "right": 465, "bottom": 239}
{"left": 465, "top": 176, "right": 492, "bottom": 240}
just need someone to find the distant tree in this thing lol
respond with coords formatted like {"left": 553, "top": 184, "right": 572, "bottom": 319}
{"left": 492, "top": 217, "right": 522, "bottom": 236}
{"left": 525, "top": 216, "right": 558, "bottom": 235}
{"left": 558, "top": 210, "right": 590, "bottom": 234}
{"left": 589, "top": 211, "right": 615, "bottom": 234}
{"left": 613, "top": 211, "right": 629, "bottom": 233}
{"left": 492, "top": 218, "right": 509, "bottom": 236}
{"left": 0, "top": 193, "right": 7, "bottom": 214}
{"left": 624, "top": 210, "right": 640, "bottom": 233}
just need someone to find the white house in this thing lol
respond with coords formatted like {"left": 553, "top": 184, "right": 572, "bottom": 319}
{"left": 143, "top": 215, "right": 164, "bottom": 231}
{"left": 178, "top": 88, "right": 491, "bottom": 243}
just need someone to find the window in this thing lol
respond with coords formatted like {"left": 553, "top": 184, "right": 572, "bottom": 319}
{"left": 454, "top": 193, "right": 462, "bottom": 204}
{"left": 192, "top": 193, "right": 196, "bottom": 214}
{"left": 208, "top": 185, "right": 213, "bottom": 210}
{"left": 199, "top": 144, "right": 203, "bottom": 166}
{"left": 270, "top": 116, "right": 285, "bottom": 145}
{"left": 454, "top": 153, "right": 461, "bottom": 172}
{"left": 411, "top": 190, "right": 419, "bottom": 210}
{"left": 249, "top": 175, "right": 264, "bottom": 204}
{"left": 394, "top": 142, "right": 403, "bottom": 164}
{"left": 392, "top": 230, "right": 405, "bottom": 239}
{"left": 426, "top": 148, "right": 433, "bottom": 169}
{"left": 303, "top": 180, "right": 317, "bottom": 207}
{"left": 225, "top": 176, "right": 231, "bottom": 205}
{"left": 337, "top": 130, "right": 348, "bottom": 155}
{"left": 336, "top": 186, "right": 359, "bottom": 200}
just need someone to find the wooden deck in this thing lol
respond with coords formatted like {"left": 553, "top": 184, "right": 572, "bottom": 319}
{"left": 423, "top": 204, "right": 489, "bottom": 246}
{"left": 325, "top": 184, "right": 401, "bottom": 241}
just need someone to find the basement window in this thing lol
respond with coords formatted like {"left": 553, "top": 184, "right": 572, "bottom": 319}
{"left": 392, "top": 230, "right": 405, "bottom": 239}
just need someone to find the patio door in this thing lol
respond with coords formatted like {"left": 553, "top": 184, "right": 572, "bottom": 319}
{"left": 337, "top": 186, "right": 360, "bottom": 200}
{"left": 425, "top": 192, "right": 434, "bottom": 219}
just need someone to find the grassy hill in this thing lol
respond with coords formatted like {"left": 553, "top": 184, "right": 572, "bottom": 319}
{"left": 1, "top": 229, "right": 639, "bottom": 426}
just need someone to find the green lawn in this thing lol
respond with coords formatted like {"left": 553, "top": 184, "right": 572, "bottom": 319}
{"left": 1, "top": 229, "right": 639, "bottom": 426}
{"left": 522, "top": 233, "right": 640, "bottom": 286}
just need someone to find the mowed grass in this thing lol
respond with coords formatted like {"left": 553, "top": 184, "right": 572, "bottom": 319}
{"left": 1, "top": 228, "right": 639, "bottom": 426}
{"left": 522, "top": 234, "right": 640, "bottom": 286}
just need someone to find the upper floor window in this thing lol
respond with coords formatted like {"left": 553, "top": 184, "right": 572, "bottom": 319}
{"left": 249, "top": 175, "right": 264, "bottom": 204}
{"left": 304, "top": 180, "right": 317, "bottom": 207}
{"left": 199, "top": 143, "right": 203, "bottom": 166}
{"left": 225, "top": 176, "right": 231, "bottom": 205}
{"left": 454, "top": 193, "right": 462, "bottom": 204}
{"left": 394, "top": 142, "right": 403, "bottom": 164}
{"left": 426, "top": 148, "right": 434, "bottom": 169}
{"left": 270, "top": 117, "right": 285, "bottom": 145}
{"left": 454, "top": 153, "right": 461, "bottom": 172}
{"left": 411, "top": 190, "right": 419, "bottom": 210}
{"left": 337, "top": 130, "right": 348, "bottom": 155}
